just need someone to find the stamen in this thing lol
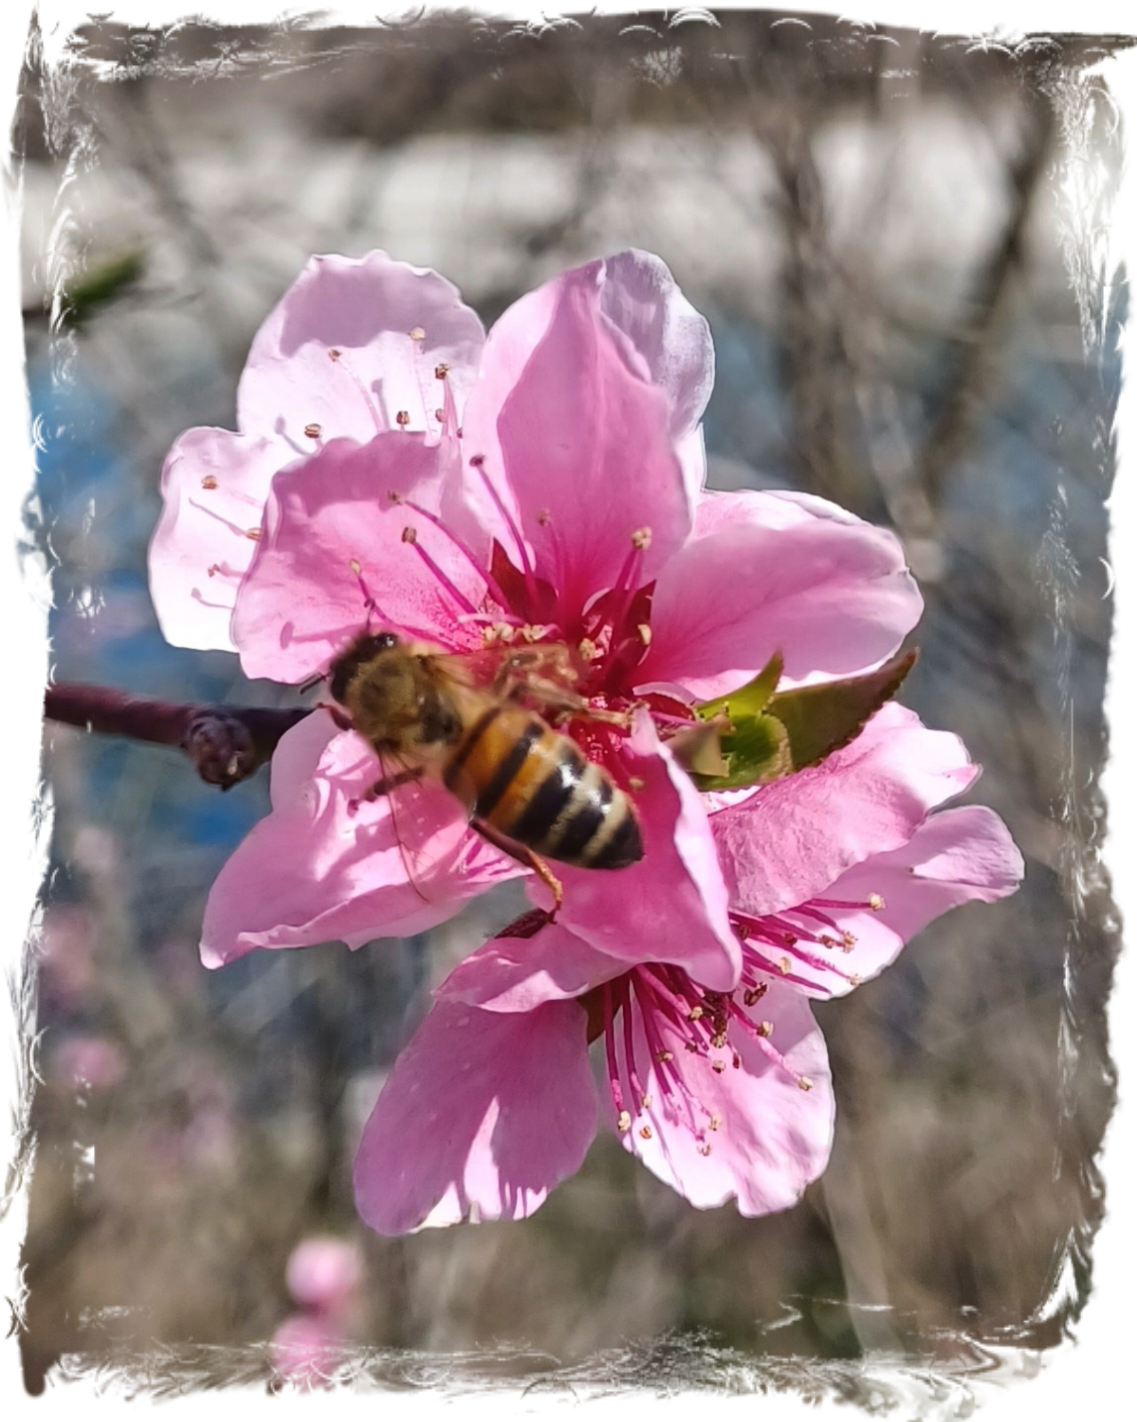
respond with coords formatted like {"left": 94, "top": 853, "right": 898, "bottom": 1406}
{"left": 201, "top": 474, "right": 218, "bottom": 490}
{"left": 733, "top": 926, "right": 831, "bottom": 991}
{"left": 304, "top": 423, "right": 322, "bottom": 440}
{"left": 400, "top": 526, "right": 479, "bottom": 616}
{"left": 396, "top": 410, "right": 411, "bottom": 428}
{"left": 246, "top": 527, "right": 262, "bottom": 541}
{"left": 728, "top": 1000, "right": 803, "bottom": 1085}
{"left": 436, "top": 372, "right": 461, "bottom": 436}
{"left": 619, "top": 977, "right": 647, "bottom": 1117}
{"left": 396, "top": 495, "right": 510, "bottom": 610}
{"left": 600, "top": 528, "right": 653, "bottom": 675}
{"left": 409, "top": 327, "right": 426, "bottom": 342}
{"left": 811, "top": 893, "right": 886, "bottom": 912}
{"left": 327, "top": 348, "right": 384, "bottom": 435}
{"left": 602, "top": 983, "right": 629, "bottom": 1131}
{"left": 631, "top": 972, "right": 719, "bottom": 1140}
{"left": 468, "top": 453, "right": 540, "bottom": 601}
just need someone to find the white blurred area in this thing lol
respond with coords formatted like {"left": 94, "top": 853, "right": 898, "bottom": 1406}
{"left": 22, "top": 88, "right": 1084, "bottom": 345}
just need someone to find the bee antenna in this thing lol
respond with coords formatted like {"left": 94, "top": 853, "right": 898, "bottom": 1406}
{"left": 298, "top": 671, "right": 327, "bottom": 695}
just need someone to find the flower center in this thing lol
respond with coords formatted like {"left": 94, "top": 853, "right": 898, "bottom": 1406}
{"left": 575, "top": 887, "right": 883, "bottom": 1154}
{"left": 582, "top": 961, "right": 810, "bottom": 1158}
{"left": 378, "top": 499, "right": 670, "bottom": 767}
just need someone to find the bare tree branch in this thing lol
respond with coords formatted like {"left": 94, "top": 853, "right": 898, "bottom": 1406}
{"left": 917, "top": 82, "right": 1057, "bottom": 503}
{"left": 44, "top": 682, "right": 311, "bottom": 789}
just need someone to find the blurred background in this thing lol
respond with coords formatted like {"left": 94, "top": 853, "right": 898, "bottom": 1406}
{"left": 15, "top": 10, "right": 1121, "bottom": 1404}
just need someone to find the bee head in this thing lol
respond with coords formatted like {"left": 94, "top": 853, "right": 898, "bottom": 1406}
{"left": 329, "top": 631, "right": 401, "bottom": 705}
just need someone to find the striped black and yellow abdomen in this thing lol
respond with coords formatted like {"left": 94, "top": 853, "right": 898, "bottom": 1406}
{"left": 442, "top": 703, "right": 643, "bottom": 870}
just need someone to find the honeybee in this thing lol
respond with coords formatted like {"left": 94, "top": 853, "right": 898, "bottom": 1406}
{"left": 327, "top": 631, "right": 644, "bottom": 901}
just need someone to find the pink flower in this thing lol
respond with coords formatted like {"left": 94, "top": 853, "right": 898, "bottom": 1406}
{"left": 149, "top": 250, "right": 922, "bottom": 974}
{"left": 269, "top": 1312, "right": 343, "bottom": 1389}
{"left": 147, "top": 248, "right": 1022, "bottom": 1232}
{"left": 285, "top": 1236, "right": 364, "bottom": 1317}
{"left": 353, "top": 703, "right": 1022, "bottom": 1233}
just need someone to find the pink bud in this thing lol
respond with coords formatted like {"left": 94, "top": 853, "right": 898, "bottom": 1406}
{"left": 285, "top": 1236, "right": 364, "bottom": 1314}
{"left": 270, "top": 1308, "right": 342, "bottom": 1399}
{"left": 53, "top": 1035, "right": 125, "bottom": 1092}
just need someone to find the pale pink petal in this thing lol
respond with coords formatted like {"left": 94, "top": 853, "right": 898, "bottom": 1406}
{"left": 782, "top": 805, "right": 1025, "bottom": 998}
{"left": 714, "top": 703, "right": 979, "bottom": 920}
{"left": 438, "top": 922, "right": 626, "bottom": 1012}
{"left": 693, "top": 485, "right": 876, "bottom": 542}
{"left": 147, "top": 427, "right": 286, "bottom": 652}
{"left": 546, "top": 712, "right": 740, "bottom": 990}
{"left": 238, "top": 251, "right": 485, "bottom": 448}
{"left": 232, "top": 434, "right": 485, "bottom": 684}
{"left": 456, "top": 260, "right": 691, "bottom": 625}
{"left": 200, "top": 713, "right": 517, "bottom": 966}
{"left": 353, "top": 999, "right": 597, "bottom": 1234}
{"left": 597, "top": 249, "right": 714, "bottom": 500}
{"left": 636, "top": 509, "right": 922, "bottom": 700}
{"left": 614, "top": 982, "right": 834, "bottom": 1216}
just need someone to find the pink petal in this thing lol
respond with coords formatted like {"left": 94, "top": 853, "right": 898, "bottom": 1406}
{"left": 147, "top": 427, "right": 286, "bottom": 652}
{"left": 238, "top": 251, "right": 485, "bottom": 448}
{"left": 615, "top": 981, "right": 834, "bottom": 1216}
{"left": 692, "top": 485, "right": 877, "bottom": 543}
{"left": 636, "top": 503, "right": 922, "bottom": 700}
{"left": 200, "top": 713, "right": 516, "bottom": 967}
{"left": 231, "top": 434, "right": 485, "bottom": 684}
{"left": 783, "top": 805, "right": 1024, "bottom": 998}
{"left": 353, "top": 999, "right": 597, "bottom": 1234}
{"left": 714, "top": 703, "right": 979, "bottom": 920}
{"left": 438, "top": 921, "right": 626, "bottom": 1013}
{"left": 456, "top": 259, "right": 692, "bottom": 626}
{"left": 596, "top": 249, "right": 715, "bottom": 500}
{"left": 549, "top": 712, "right": 740, "bottom": 990}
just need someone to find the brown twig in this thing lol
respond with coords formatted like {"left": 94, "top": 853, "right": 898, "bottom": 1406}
{"left": 43, "top": 682, "right": 311, "bottom": 790}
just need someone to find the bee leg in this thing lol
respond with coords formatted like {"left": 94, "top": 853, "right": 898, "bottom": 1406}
{"left": 365, "top": 766, "right": 425, "bottom": 800}
{"left": 471, "top": 821, "right": 564, "bottom": 919}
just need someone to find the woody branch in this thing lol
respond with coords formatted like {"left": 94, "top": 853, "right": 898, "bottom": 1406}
{"left": 44, "top": 682, "right": 310, "bottom": 790}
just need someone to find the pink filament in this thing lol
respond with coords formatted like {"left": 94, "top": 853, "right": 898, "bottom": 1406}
{"left": 404, "top": 535, "right": 479, "bottom": 616}
{"left": 400, "top": 496, "right": 510, "bottom": 610}
{"left": 471, "top": 457, "right": 539, "bottom": 603}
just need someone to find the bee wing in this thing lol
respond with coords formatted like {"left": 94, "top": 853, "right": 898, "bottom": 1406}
{"left": 374, "top": 746, "right": 466, "bottom": 904}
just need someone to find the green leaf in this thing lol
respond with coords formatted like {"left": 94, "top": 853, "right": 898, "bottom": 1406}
{"left": 60, "top": 250, "right": 145, "bottom": 328}
{"left": 688, "top": 646, "right": 918, "bottom": 792}
{"left": 766, "top": 648, "right": 918, "bottom": 772}
{"left": 695, "top": 650, "right": 784, "bottom": 724}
